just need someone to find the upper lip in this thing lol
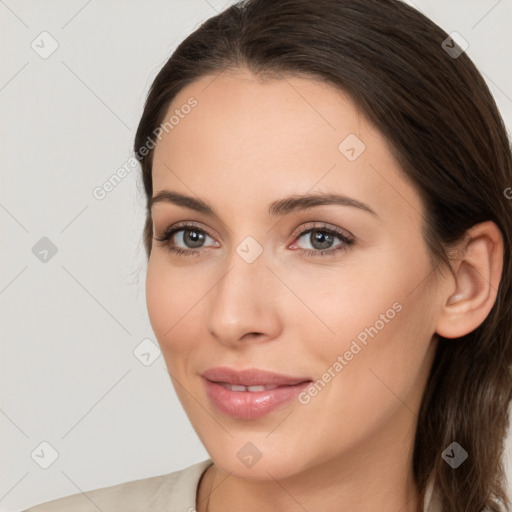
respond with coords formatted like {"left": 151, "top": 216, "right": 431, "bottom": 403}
{"left": 201, "top": 367, "right": 312, "bottom": 387}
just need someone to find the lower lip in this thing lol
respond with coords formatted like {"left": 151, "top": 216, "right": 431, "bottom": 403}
{"left": 203, "top": 378, "right": 312, "bottom": 419}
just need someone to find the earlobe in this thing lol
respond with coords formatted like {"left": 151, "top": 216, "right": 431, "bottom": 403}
{"left": 435, "top": 221, "right": 503, "bottom": 339}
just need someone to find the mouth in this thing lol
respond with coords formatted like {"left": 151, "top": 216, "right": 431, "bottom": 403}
{"left": 201, "top": 367, "right": 313, "bottom": 419}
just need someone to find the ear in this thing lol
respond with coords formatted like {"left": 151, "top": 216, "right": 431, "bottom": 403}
{"left": 435, "top": 221, "right": 504, "bottom": 339}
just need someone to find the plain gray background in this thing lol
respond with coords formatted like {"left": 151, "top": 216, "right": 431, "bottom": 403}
{"left": 1, "top": 1, "right": 511, "bottom": 510}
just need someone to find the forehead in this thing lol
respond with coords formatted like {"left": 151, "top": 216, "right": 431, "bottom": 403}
{"left": 151, "top": 68, "right": 423, "bottom": 224}
{"left": 155, "top": 68, "right": 368, "bottom": 164}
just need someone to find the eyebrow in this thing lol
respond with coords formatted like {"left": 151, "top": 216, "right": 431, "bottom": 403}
{"left": 149, "top": 190, "right": 379, "bottom": 218}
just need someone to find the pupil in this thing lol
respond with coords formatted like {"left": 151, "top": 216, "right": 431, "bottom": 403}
{"left": 312, "top": 230, "right": 333, "bottom": 250}
{"left": 185, "top": 229, "right": 205, "bottom": 248}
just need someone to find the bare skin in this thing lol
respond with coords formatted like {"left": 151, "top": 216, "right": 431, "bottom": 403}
{"left": 146, "top": 68, "right": 503, "bottom": 512}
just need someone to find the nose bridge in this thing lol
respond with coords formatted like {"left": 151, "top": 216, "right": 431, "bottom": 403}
{"left": 206, "top": 236, "right": 280, "bottom": 343}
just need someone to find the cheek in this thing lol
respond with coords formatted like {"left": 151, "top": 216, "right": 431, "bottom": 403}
{"left": 145, "top": 257, "right": 201, "bottom": 354}
{"left": 146, "top": 259, "right": 170, "bottom": 339}
{"left": 288, "top": 250, "right": 420, "bottom": 346}
{"left": 291, "top": 285, "right": 435, "bottom": 458}
{"left": 299, "top": 243, "right": 436, "bottom": 392}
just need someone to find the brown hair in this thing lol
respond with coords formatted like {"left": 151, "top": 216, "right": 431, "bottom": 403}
{"left": 133, "top": 1, "right": 512, "bottom": 510}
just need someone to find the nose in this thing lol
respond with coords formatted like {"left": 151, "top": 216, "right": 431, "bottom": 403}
{"left": 206, "top": 244, "right": 282, "bottom": 347}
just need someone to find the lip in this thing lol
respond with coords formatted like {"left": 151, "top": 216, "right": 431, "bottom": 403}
{"left": 201, "top": 367, "right": 312, "bottom": 387}
{"left": 201, "top": 367, "right": 313, "bottom": 419}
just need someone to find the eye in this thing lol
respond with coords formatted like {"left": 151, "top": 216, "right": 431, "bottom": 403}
{"left": 153, "top": 221, "right": 218, "bottom": 257}
{"left": 290, "top": 222, "right": 355, "bottom": 258}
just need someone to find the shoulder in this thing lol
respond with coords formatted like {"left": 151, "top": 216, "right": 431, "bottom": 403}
{"left": 23, "top": 458, "right": 213, "bottom": 512}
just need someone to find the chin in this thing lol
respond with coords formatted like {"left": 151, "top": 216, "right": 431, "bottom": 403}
{"left": 214, "top": 455, "right": 297, "bottom": 481}
{"left": 204, "top": 437, "right": 310, "bottom": 482}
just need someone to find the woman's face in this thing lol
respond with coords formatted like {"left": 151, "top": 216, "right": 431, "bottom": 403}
{"left": 147, "top": 68, "right": 444, "bottom": 480}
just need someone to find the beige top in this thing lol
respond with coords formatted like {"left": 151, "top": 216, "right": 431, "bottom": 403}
{"left": 24, "top": 458, "right": 441, "bottom": 511}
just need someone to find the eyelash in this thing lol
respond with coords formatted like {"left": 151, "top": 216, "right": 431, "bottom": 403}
{"left": 153, "top": 221, "right": 355, "bottom": 259}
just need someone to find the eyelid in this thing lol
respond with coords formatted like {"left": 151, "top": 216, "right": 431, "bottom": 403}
{"left": 290, "top": 221, "right": 354, "bottom": 242}
{"left": 155, "top": 220, "right": 211, "bottom": 236}
{"left": 154, "top": 220, "right": 219, "bottom": 246}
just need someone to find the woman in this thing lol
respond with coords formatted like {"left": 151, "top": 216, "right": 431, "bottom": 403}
{"left": 25, "top": 0, "right": 512, "bottom": 511}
